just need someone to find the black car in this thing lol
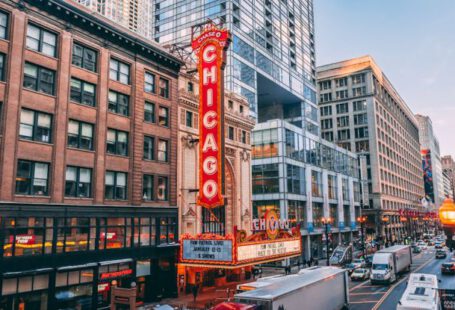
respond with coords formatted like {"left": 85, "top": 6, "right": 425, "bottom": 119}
{"left": 441, "top": 262, "right": 455, "bottom": 274}
{"left": 435, "top": 250, "right": 447, "bottom": 259}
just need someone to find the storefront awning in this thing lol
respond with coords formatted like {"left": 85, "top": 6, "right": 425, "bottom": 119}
{"left": 99, "top": 258, "right": 133, "bottom": 266}
{"left": 57, "top": 263, "right": 98, "bottom": 271}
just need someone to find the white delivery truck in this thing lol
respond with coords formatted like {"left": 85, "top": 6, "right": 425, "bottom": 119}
{"left": 370, "top": 245, "right": 412, "bottom": 285}
{"left": 397, "top": 273, "right": 440, "bottom": 310}
{"left": 234, "top": 267, "right": 349, "bottom": 310}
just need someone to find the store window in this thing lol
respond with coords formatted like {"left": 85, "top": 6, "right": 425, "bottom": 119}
{"left": 1, "top": 273, "right": 49, "bottom": 310}
{"left": 55, "top": 269, "right": 93, "bottom": 310}
{"left": 72, "top": 43, "right": 97, "bottom": 72}
{"left": 99, "top": 218, "right": 128, "bottom": 249}
{"left": 15, "top": 160, "right": 49, "bottom": 196}
{"left": 56, "top": 217, "right": 96, "bottom": 253}
{"left": 253, "top": 200, "right": 280, "bottom": 220}
{"left": 159, "top": 217, "right": 176, "bottom": 244}
{"left": 133, "top": 217, "right": 157, "bottom": 247}
{"left": 26, "top": 23, "right": 57, "bottom": 57}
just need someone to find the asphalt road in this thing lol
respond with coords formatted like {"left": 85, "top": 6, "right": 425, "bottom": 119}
{"left": 348, "top": 248, "right": 439, "bottom": 310}
{"left": 379, "top": 249, "right": 455, "bottom": 310}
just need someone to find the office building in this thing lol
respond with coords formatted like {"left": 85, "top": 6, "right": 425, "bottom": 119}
{"left": 317, "top": 56, "right": 425, "bottom": 242}
{"left": 415, "top": 114, "right": 444, "bottom": 209}
{"left": 442, "top": 155, "right": 455, "bottom": 200}
{"left": 443, "top": 171, "right": 454, "bottom": 199}
{"left": 0, "top": 0, "right": 183, "bottom": 308}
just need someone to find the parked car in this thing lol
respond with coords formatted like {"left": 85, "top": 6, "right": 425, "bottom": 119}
{"left": 412, "top": 246, "right": 422, "bottom": 254}
{"left": 345, "top": 263, "right": 360, "bottom": 275}
{"left": 435, "top": 250, "right": 447, "bottom": 259}
{"left": 417, "top": 242, "right": 427, "bottom": 250}
{"left": 441, "top": 262, "right": 455, "bottom": 274}
{"left": 351, "top": 268, "right": 370, "bottom": 281}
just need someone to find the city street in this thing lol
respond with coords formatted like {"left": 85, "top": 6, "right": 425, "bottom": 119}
{"left": 348, "top": 247, "right": 455, "bottom": 310}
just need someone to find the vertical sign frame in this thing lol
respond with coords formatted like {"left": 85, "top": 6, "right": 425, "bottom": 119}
{"left": 192, "top": 23, "right": 231, "bottom": 209}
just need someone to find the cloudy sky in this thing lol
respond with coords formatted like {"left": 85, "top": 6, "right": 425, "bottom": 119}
{"left": 314, "top": 0, "right": 455, "bottom": 157}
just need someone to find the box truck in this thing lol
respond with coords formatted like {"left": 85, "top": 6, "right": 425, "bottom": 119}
{"left": 234, "top": 267, "right": 349, "bottom": 310}
{"left": 370, "top": 245, "right": 412, "bottom": 285}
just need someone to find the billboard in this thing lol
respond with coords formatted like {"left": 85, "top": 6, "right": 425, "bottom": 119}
{"left": 182, "top": 239, "right": 233, "bottom": 262}
{"left": 192, "top": 25, "right": 231, "bottom": 209}
{"left": 421, "top": 149, "right": 435, "bottom": 203}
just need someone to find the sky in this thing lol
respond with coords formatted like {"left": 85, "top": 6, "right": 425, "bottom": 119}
{"left": 314, "top": 0, "right": 455, "bottom": 158}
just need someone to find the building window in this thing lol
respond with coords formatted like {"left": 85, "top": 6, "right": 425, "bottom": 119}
{"left": 0, "top": 11, "right": 8, "bottom": 39}
{"left": 322, "top": 131, "right": 333, "bottom": 142}
{"left": 145, "top": 102, "right": 155, "bottom": 123}
{"left": 320, "top": 106, "right": 332, "bottom": 116}
{"left": 0, "top": 53, "right": 5, "bottom": 81}
{"left": 106, "top": 129, "right": 128, "bottom": 156}
{"left": 26, "top": 24, "right": 57, "bottom": 57}
{"left": 157, "top": 139, "right": 168, "bottom": 162}
{"left": 328, "top": 175, "right": 337, "bottom": 199}
{"left": 105, "top": 171, "right": 127, "bottom": 200}
{"left": 144, "top": 72, "right": 155, "bottom": 93}
{"left": 239, "top": 105, "right": 244, "bottom": 114}
{"left": 72, "top": 43, "right": 97, "bottom": 72}
{"left": 354, "top": 127, "right": 369, "bottom": 139}
{"left": 335, "top": 77, "right": 347, "bottom": 87}
{"left": 108, "top": 90, "right": 129, "bottom": 116}
{"left": 187, "top": 82, "right": 194, "bottom": 92}
{"left": 157, "top": 176, "right": 168, "bottom": 201}
{"left": 23, "top": 63, "right": 55, "bottom": 95}
{"left": 319, "top": 93, "right": 332, "bottom": 103}
{"left": 70, "top": 78, "right": 96, "bottom": 106}
{"left": 336, "top": 102, "right": 349, "bottom": 114}
{"left": 342, "top": 178, "right": 349, "bottom": 201}
{"left": 353, "top": 100, "right": 367, "bottom": 111}
{"left": 158, "top": 106, "right": 169, "bottom": 127}
{"left": 109, "top": 59, "right": 130, "bottom": 84}
{"left": 287, "top": 164, "right": 305, "bottom": 195}
{"left": 241, "top": 130, "right": 247, "bottom": 143}
{"left": 186, "top": 111, "right": 193, "bottom": 127}
{"left": 321, "top": 119, "right": 332, "bottom": 130}
{"left": 15, "top": 160, "right": 49, "bottom": 196}
{"left": 228, "top": 126, "right": 234, "bottom": 140}
{"left": 143, "top": 136, "right": 155, "bottom": 160}
{"left": 67, "top": 120, "right": 94, "bottom": 150}
{"left": 143, "top": 175, "right": 154, "bottom": 201}
{"left": 335, "top": 90, "right": 348, "bottom": 100}
{"left": 337, "top": 116, "right": 349, "bottom": 127}
{"left": 228, "top": 100, "right": 233, "bottom": 110}
{"left": 19, "top": 108, "right": 52, "bottom": 143}
{"left": 352, "top": 86, "right": 366, "bottom": 97}
{"left": 319, "top": 80, "right": 331, "bottom": 90}
{"left": 354, "top": 113, "right": 368, "bottom": 125}
{"left": 65, "top": 166, "right": 92, "bottom": 198}
{"left": 337, "top": 129, "right": 350, "bottom": 140}
{"left": 311, "top": 170, "right": 322, "bottom": 197}
{"left": 252, "top": 164, "right": 279, "bottom": 194}
{"left": 159, "top": 78, "right": 169, "bottom": 98}
{"left": 355, "top": 141, "right": 369, "bottom": 152}
{"left": 352, "top": 73, "right": 365, "bottom": 85}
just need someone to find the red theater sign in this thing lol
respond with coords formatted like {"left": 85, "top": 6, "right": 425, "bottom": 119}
{"left": 192, "top": 25, "right": 231, "bottom": 209}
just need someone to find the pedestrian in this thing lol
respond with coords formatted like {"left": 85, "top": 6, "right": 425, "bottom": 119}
{"left": 226, "top": 287, "right": 231, "bottom": 301}
{"left": 192, "top": 284, "right": 199, "bottom": 303}
{"left": 302, "top": 258, "right": 307, "bottom": 268}
{"left": 315, "top": 258, "right": 319, "bottom": 266}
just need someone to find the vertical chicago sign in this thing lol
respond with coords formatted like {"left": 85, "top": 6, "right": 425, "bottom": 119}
{"left": 192, "top": 25, "right": 231, "bottom": 209}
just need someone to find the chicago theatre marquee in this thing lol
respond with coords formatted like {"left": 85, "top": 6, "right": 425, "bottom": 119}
{"left": 176, "top": 23, "right": 302, "bottom": 291}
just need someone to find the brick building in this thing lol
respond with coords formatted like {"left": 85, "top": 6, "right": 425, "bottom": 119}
{"left": 0, "top": 0, "right": 183, "bottom": 308}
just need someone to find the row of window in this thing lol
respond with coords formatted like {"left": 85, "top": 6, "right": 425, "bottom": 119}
{"left": 2, "top": 216, "right": 177, "bottom": 257}
{"left": 320, "top": 100, "right": 367, "bottom": 117}
{"left": 15, "top": 159, "right": 169, "bottom": 201}
{"left": 19, "top": 108, "right": 170, "bottom": 159}
{"left": 320, "top": 113, "right": 368, "bottom": 129}
{"left": 318, "top": 73, "right": 366, "bottom": 91}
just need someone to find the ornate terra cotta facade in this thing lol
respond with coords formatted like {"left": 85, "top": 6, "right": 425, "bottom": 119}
{"left": 177, "top": 69, "right": 255, "bottom": 237}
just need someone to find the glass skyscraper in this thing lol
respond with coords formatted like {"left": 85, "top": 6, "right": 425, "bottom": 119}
{"left": 153, "top": 0, "right": 318, "bottom": 134}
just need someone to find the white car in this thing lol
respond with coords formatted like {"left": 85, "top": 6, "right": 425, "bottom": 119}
{"left": 352, "top": 258, "right": 366, "bottom": 268}
{"left": 351, "top": 268, "right": 370, "bottom": 281}
{"left": 417, "top": 242, "right": 427, "bottom": 250}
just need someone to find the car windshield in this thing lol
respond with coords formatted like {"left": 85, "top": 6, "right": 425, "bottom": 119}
{"left": 373, "top": 264, "right": 388, "bottom": 270}
{"left": 346, "top": 264, "right": 355, "bottom": 268}
{"left": 353, "top": 259, "right": 362, "bottom": 263}
{"left": 354, "top": 269, "right": 365, "bottom": 274}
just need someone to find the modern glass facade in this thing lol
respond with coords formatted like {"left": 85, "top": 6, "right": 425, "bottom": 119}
{"left": 252, "top": 119, "right": 361, "bottom": 259}
{"left": 153, "top": 0, "right": 318, "bottom": 133}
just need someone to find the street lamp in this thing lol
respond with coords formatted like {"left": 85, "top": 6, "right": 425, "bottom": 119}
{"left": 382, "top": 216, "right": 390, "bottom": 248}
{"left": 321, "top": 217, "right": 332, "bottom": 266}
{"left": 357, "top": 216, "right": 367, "bottom": 258}
{"left": 439, "top": 197, "right": 455, "bottom": 251}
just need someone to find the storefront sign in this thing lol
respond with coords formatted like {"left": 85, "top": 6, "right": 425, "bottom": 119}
{"left": 237, "top": 238, "right": 301, "bottom": 263}
{"left": 98, "top": 283, "right": 110, "bottom": 292}
{"left": 182, "top": 239, "right": 233, "bottom": 263}
{"left": 9, "top": 235, "right": 35, "bottom": 245}
{"left": 100, "top": 269, "right": 133, "bottom": 280}
{"left": 439, "top": 289, "right": 455, "bottom": 310}
{"left": 192, "top": 24, "right": 230, "bottom": 209}
{"left": 252, "top": 210, "right": 290, "bottom": 239}
{"left": 100, "top": 232, "right": 117, "bottom": 240}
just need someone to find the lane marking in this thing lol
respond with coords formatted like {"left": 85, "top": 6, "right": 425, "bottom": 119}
{"left": 350, "top": 292, "right": 386, "bottom": 296}
{"left": 371, "top": 256, "right": 435, "bottom": 310}
{"left": 349, "top": 279, "right": 369, "bottom": 291}
{"left": 350, "top": 301, "right": 380, "bottom": 304}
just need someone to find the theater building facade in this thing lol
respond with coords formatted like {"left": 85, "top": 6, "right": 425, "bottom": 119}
{"left": 0, "top": 0, "right": 182, "bottom": 308}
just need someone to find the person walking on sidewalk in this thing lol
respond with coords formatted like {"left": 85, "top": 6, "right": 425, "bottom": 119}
{"left": 192, "top": 284, "right": 199, "bottom": 303}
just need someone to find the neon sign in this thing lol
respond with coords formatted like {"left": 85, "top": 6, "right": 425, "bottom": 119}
{"left": 192, "top": 24, "right": 231, "bottom": 209}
